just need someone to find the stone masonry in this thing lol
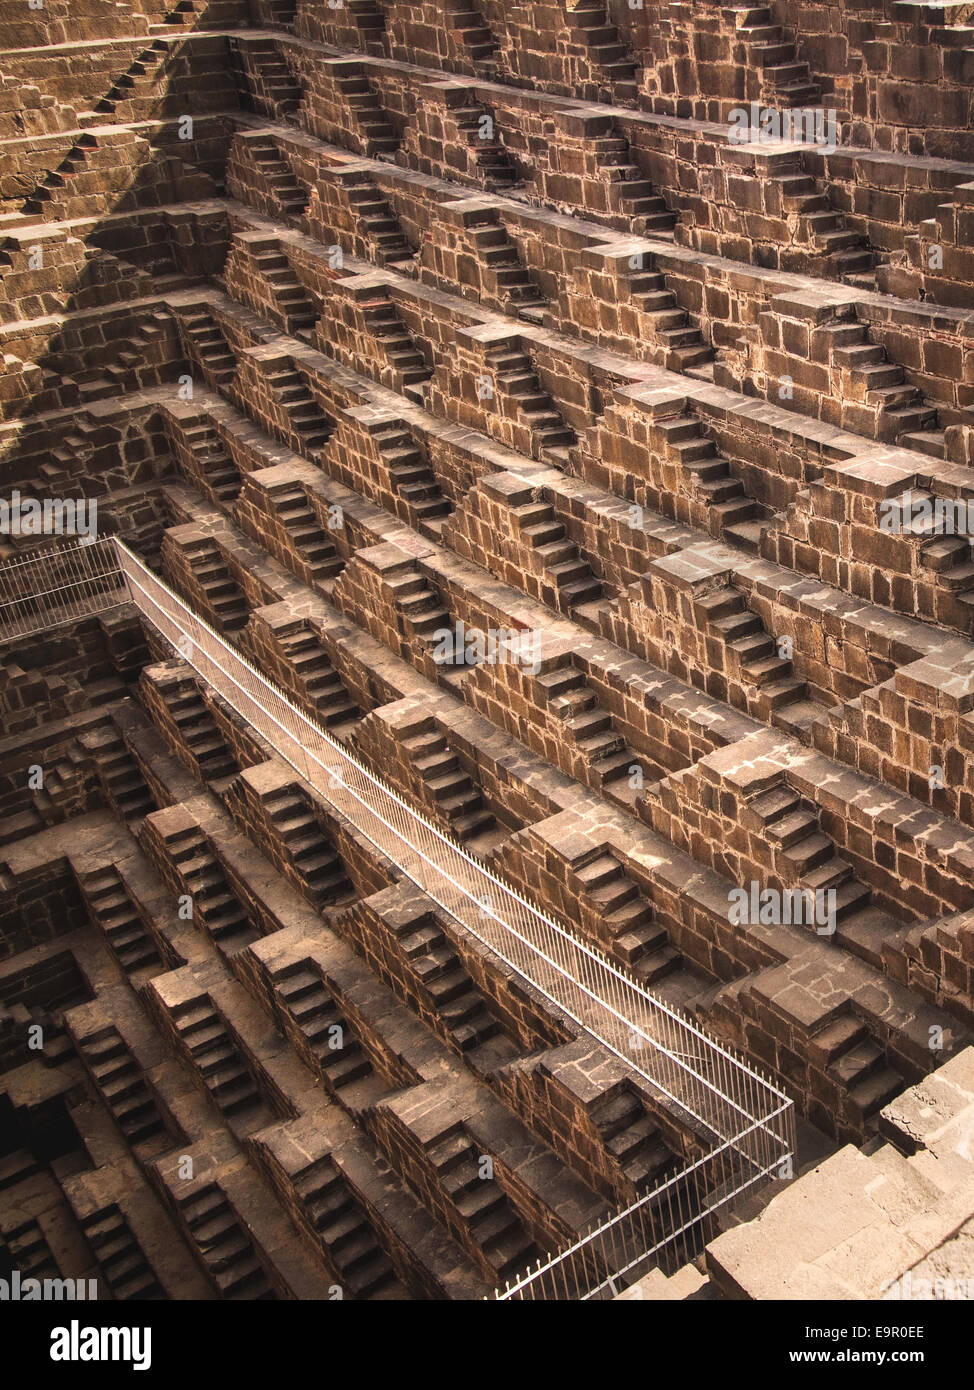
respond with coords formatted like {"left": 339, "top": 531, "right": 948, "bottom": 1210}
{"left": 2, "top": 0, "right": 974, "bottom": 1306}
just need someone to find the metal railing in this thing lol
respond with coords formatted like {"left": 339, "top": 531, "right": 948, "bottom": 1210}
{"left": 1, "top": 537, "right": 796, "bottom": 1298}
{"left": 0, "top": 538, "right": 128, "bottom": 641}
{"left": 495, "top": 1123, "right": 790, "bottom": 1300}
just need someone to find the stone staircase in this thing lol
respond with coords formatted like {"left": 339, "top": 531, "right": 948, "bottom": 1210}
{"left": 593, "top": 129, "right": 676, "bottom": 232}
{"left": 467, "top": 219, "right": 549, "bottom": 322}
{"left": 0, "top": 659, "right": 122, "bottom": 736}
{"left": 536, "top": 661, "right": 643, "bottom": 798}
{"left": 152, "top": 671, "right": 240, "bottom": 782}
{"left": 76, "top": 1027, "right": 168, "bottom": 1148}
{"left": 43, "top": 417, "right": 99, "bottom": 486}
{"left": 0, "top": 1217, "right": 60, "bottom": 1282}
{"left": 20, "top": 130, "right": 100, "bottom": 218}
{"left": 509, "top": 493, "right": 603, "bottom": 613}
{"left": 810, "top": 1013, "right": 905, "bottom": 1129}
{"left": 268, "top": 482, "right": 345, "bottom": 584}
{"left": 78, "top": 865, "right": 162, "bottom": 976}
{"left": 424, "top": 1126, "right": 541, "bottom": 1280}
{"left": 273, "top": 623, "right": 361, "bottom": 732}
{"left": 0, "top": 751, "right": 80, "bottom": 839}
{"left": 176, "top": 1183, "right": 276, "bottom": 1298}
{"left": 772, "top": 477, "right": 974, "bottom": 629}
{"left": 269, "top": 960, "right": 373, "bottom": 1090}
{"left": 652, "top": 412, "right": 762, "bottom": 549}
{"left": 387, "top": 907, "right": 504, "bottom": 1051}
{"left": 829, "top": 312, "right": 941, "bottom": 446}
{"left": 21, "top": 128, "right": 211, "bottom": 222}
{"left": 80, "top": 726, "right": 158, "bottom": 826}
{"left": 485, "top": 342, "right": 576, "bottom": 460}
{"left": 373, "top": 423, "right": 453, "bottom": 530}
{"left": 24, "top": 311, "right": 170, "bottom": 411}
{"left": 260, "top": 784, "right": 353, "bottom": 904}
{"left": 87, "top": 314, "right": 175, "bottom": 398}
{"left": 737, "top": 4, "right": 824, "bottom": 109}
{"left": 345, "top": 0, "right": 388, "bottom": 43}
{"left": 918, "top": 517, "right": 974, "bottom": 606}
{"left": 157, "top": 819, "right": 259, "bottom": 955}
{"left": 333, "top": 69, "right": 400, "bottom": 157}
{"left": 443, "top": 0, "right": 500, "bottom": 65}
{"left": 451, "top": 100, "right": 518, "bottom": 188}
{"left": 247, "top": 140, "right": 309, "bottom": 218}
{"left": 745, "top": 779, "right": 904, "bottom": 964}
{"left": 246, "top": 39, "right": 303, "bottom": 120}
{"left": 567, "top": 0, "right": 641, "bottom": 101}
{"left": 178, "top": 536, "right": 251, "bottom": 633}
{"left": 399, "top": 726, "right": 498, "bottom": 846}
{"left": 571, "top": 847, "right": 682, "bottom": 982}
{"left": 90, "top": 38, "right": 168, "bottom": 118}
{"left": 692, "top": 583, "right": 821, "bottom": 734}
{"left": 344, "top": 176, "right": 415, "bottom": 266}
{"left": 170, "top": 994, "right": 266, "bottom": 1120}
{"left": 292, "top": 1155, "right": 405, "bottom": 1298}
{"left": 177, "top": 421, "right": 243, "bottom": 503}
{"left": 251, "top": 243, "right": 320, "bottom": 339}
{"left": 763, "top": 150, "right": 874, "bottom": 281}
{"left": 79, "top": 1205, "right": 164, "bottom": 1300}
{"left": 264, "top": 364, "right": 335, "bottom": 457}
{"left": 386, "top": 567, "right": 465, "bottom": 677}
{"left": 360, "top": 294, "right": 433, "bottom": 396}
{"left": 588, "top": 1087, "right": 680, "bottom": 1190}
{"left": 623, "top": 263, "right": 714, "bottom": 374}
{"left": 178, "top": 310, "right": 238, "bottom": 390}
{"left": 79, "top": 244, "right": 159, "bottom": 304}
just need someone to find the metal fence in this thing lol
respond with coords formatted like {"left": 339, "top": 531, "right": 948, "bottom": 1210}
{"left": 2, "top": 536, "right": 796, "bottom": 1298}
{"left": 0, "top": 537, "right": 128, "bottom": 641}
{"left": 492, "top": 1115, "right": 792, "bottom": 1299}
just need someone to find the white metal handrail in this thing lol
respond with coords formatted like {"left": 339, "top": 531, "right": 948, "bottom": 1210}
{"left": 0, "top": 538, "right": 127, "bottom": 640}
{"left": 1, "top": 536, "right": 796, "bottom": 1298}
